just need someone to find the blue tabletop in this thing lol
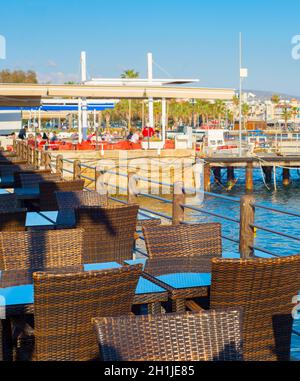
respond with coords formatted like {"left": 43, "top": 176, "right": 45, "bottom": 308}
{"left": 0, "top": 189, "right": 10, "bottom": 195}
{"left": 14, "top": 188, "right": 40, "bottom": 197}
{"left": 0, "top": 262, "right": 165, "bottom": 307}
{"left": 0, "top": 175, "right": 13, "bottom": 184}
{"left": 26, "top": 211, "right": 58, "bottom": 227}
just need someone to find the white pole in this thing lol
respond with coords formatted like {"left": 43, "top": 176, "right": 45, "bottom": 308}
{"left": 239, "top": 32, "right": 242, "bottom": 157}
{"left": 78, "top": 99, "right": 83, "bottom": 143}
{"left": 147, "top": 52, "right": 154, "bottom": 129}
{"left": 80, "top": 51, "right": 87, "bottom": 83}
{"left": 38, "top": 108, "right": 41, "bottom": 131}
{"left": 93, "top": 108, "right": 96, "bottom": 131}
{"left": 162, "top": 98, "right": 167, "bottom": 145}
{"left": 82, "top": 99, "right": 88, "bottom": 141}
{"left": 80, "top": 51, "right": 88, "bottom": 141}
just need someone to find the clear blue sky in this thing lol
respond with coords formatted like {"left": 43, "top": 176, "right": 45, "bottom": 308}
{"left": 1, "top": 0, "right": 300, "bottom": 95}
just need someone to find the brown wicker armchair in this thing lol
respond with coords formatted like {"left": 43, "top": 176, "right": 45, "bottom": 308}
{"left": 142, "top": 223, "right": 222, "bottom": 258}
{"left": 24, "top": 265, "right": 142, "bottom": 361}
{"left": 55, "top": 190, "right": 108, "bottom": 210}
{"left": 39, "top": 180, "right": 85, "bottom": 211}
{"left": 210, "top": 256, "right": 300, "bottom": 361}
{"left": 19, "top": 173, "right": 62, "bottom": 189}
{"left": 0, "top": 209, "right": 27, "bottom": 232}
{"left": 93, "top": 308, "right": 243, "bottom": 361}
{"left": 0, "top": 194, "right": 18, "bottom": 211}
{"left": 75, "top": 205, "right": 139, "bottom": 264}
{"left": 0, "top": 228, "right": 84, "bottom": 270}
{"left": 14, "top": 170, "right": 52, "bottom": 188}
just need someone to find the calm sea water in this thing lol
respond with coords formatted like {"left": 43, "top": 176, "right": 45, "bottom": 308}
{"left": 138, "top": 168, "right": 300, "bottom": 359}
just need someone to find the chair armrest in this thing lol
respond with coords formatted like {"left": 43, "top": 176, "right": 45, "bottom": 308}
{"left": 185, "top": 300, "right": 206, "bottom": 312}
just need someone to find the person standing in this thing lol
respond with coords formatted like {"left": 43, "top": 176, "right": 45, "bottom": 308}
{"left": 18, "top": 126, "right": 28, "bottom": 140}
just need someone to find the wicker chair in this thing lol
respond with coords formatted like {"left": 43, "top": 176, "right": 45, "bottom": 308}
{"left": 55, "top": 190, "right": 108, "bottom": 210}
{"left": 19, "top": 173, "right": 62, "bottom": 189}
{"left": 0, "top": 228, "right": 84, "bottom": 270}
{"left": 75, "top": 205, "right": 139, "bottom": 264}
{"left": 0, "top": 194, "right": 18, "bottom": 211}
{"left": 210, "top": 256, "right": 300, "bottom": 361}
{"left": 18, "top": 265, "right": 143, "bottom": 361}
{"left": 39, "top": 180, "right": 85, "bottom": 211}
{"left": 14, "top": 170, "right": 52, "bottom": 188}
{"left": 93, "top": 308, "right": 243, "bottom": 361}
{"left": 0, "top": 164, "right": 35, "bottom": 176}
{"left": 0, "top": 209, "right": 26, "bottom": 233}
{"left": 142, "top": 223, "right": 222, "bottom": 258}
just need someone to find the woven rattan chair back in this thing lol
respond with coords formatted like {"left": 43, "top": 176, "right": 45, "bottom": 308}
{"left": 39, "top": 180, "right": 85, "bottom": 211}
{"left": 0, "top": 194, "right": 18, "bottom": 211}
{"left": 0, "top": 228, "right": 84, "bottom": 270}
{"left": 56, "top": 190, "right": 108, "bottom": 210}
{"left": 0, "top": 209, "right": 26, "bottom": 234}
{"left": 75, "top": 205, "right": 139, "bottom": 264}
{"left": 143, "top": 223, "right": 222, "bottom": 259}
{"left": 20, "top": 173, "right": 62, "bottom": 189}
{"left": 0, "top": 164, "right": 34, "bottom": 177}
{"left": 210, "top": 256, "right": 300, "bottom": 361}
{"left": 14, "top": 170, "right": 52, "bottom": 188}
{"left": 93, "top": 308, "right": 243, "bottom": 361}
{"left": 33, "top": 265, "right": 142, "bottom": 361}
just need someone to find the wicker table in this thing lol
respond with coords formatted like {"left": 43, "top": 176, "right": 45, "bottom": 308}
{"left": 0, "top": 261, "right": 168, "bottom": 360}
{"left": 26, "top": 210, "right": 76, "bottom": 229}
{"left": 125, "top": 257, "right": 213, "bottom": 312}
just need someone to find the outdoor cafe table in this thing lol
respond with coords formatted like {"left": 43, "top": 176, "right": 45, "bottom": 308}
{"left": 126, "top": 251, "right": 284, "bottom": 314}
{"left": 14, "top": 188, "right": 40, "bottom": 207}
{"left": 0, "top": 262, "right": 168, "bottom": 318}
{"left": 125, "top": 253, "right": 248, "bottom": 313}
{"left": 25, "top": 210, "right": 157, "bottom": 229}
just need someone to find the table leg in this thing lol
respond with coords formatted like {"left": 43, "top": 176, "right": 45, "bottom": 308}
{"left": 148, "top": 302, "right": 165, "bottom": 315}
{"left": 171, "top": 299, "right": 186, "bottom": 313}
{"left": 1, "top": 319, "right": 13, "bottom": 361}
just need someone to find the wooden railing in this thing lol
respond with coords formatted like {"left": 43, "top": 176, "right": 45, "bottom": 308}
{"left": 13, "top": 140, "right": 300, "bottom": 260}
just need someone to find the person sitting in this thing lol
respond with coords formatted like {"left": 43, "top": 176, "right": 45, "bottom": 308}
{"left": 142, "top": 126, "right": 154, "bottom": 138}
{"left": 127, "top": 130, "right": 133, "bottom": 140}
{"left": 130, "top": 130, "right": 140, "bottom": 144}
{"left": 50, "top": 132, "right": 58, "bottom": 142}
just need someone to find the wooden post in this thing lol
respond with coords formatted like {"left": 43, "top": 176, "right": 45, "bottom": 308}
{"left": 45, "top": 152, "right": 52, "bottom": 171}
{"left": 128, "top": 171, "right": 138, "bottom": 204}
{"left": 26, "top": 145, "right": 30, "bottom": 164}
{"left": 172, "top": 181, "right": 185, "bottom": 225}
{"left": 73, "top": 160, "right": 81, "bottom": 180}
{"left": 283, "top": 168, "right": 290, "bottom": 186}
{"left": 40, "top": 151, "right": 45, "bottom": 168}
{"left": 239, "top": 195, "right": 255, "bottom": 258}
{"left": 263, "top": 166, "right": 272, "bottom": 183}
{"left": 227, "top": 167, "right": 235, "bottom": 182}
{"left": 56, "top": 155, "right": 64, "bottom": 176}
{"left": 34, "top": 149, "right": 39, "bottom": 169}
{"left": 245, "top": 162, "right": 253, "bottom": 192}
{"left": 213, "top": 167, "right": 221, "bottom": 184}
{"left": 16, "top": 141, "right": 20, "bottom": 158}
{"left": 204, "top": 163, "right": 211, "bottom": 192}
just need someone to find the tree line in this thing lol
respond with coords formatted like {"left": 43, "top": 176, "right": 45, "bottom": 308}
{"left": 0, "top": 69, "right": 38, "bottom": 83}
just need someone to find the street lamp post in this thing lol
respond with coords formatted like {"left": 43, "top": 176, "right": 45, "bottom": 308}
{"left": 239, "top": 32, "right": 248, "bottom": 157}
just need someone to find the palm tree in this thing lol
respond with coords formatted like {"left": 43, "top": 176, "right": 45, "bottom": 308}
{"left": 120, "top": 69, "right": 139, "bottom": 130}
{"left": 213, "top": 100, "right": 226, "bottom": 127}
{"left": 242, "top": 103, "right": 251, "bottom": 130}
{"left": 282, "top": 106, "right": 292, "bottom": 130}
{"left": 271, "top": 94, "right": 280, "bottom": 105}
